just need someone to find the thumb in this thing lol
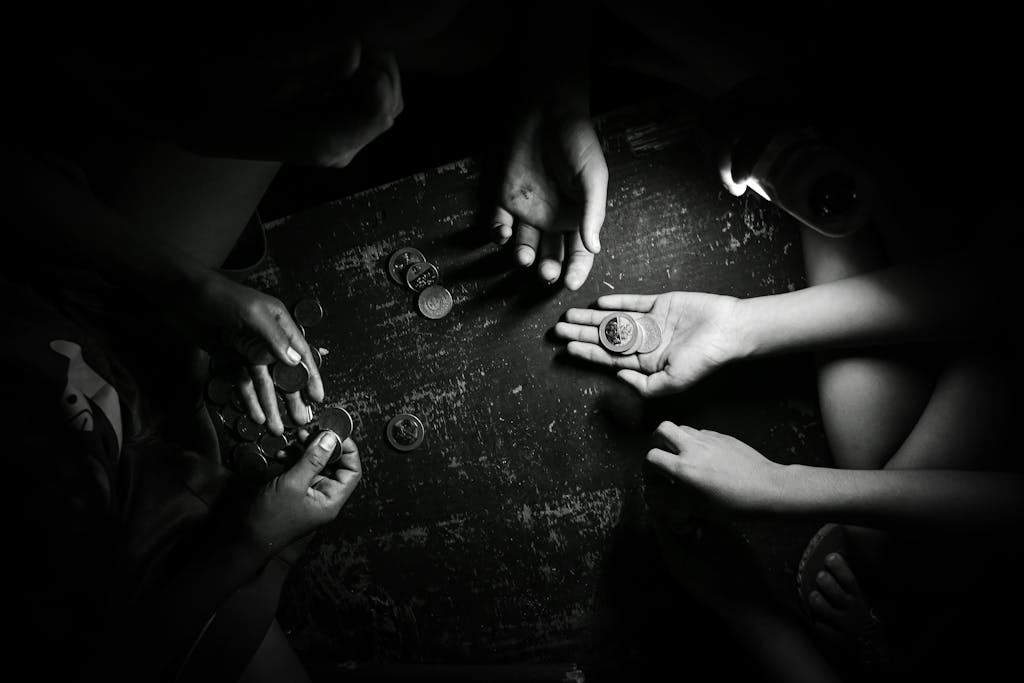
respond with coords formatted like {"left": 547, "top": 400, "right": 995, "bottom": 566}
{"left": 579, "top": 151, "right": 608, "bottom": 254}
{"left": 285, "top": 430, "right": 338, "bottom": 487}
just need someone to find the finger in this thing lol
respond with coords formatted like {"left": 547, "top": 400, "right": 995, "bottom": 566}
{"left": 553, "top": 322, "right": 599, "bottom": 344}
{"left": 579, "top": 145, "right": 609, "bottom": 253}
{"left": 514, "top": 223, "right": 541, "bottom": 266}
{"left": 250, "top": 365, "right": 283, "bottom": 435}
{"left": 815, "top": 570, "right": 851, "bottom": 608}
{"left": 537, "top": 231, "right": 564, "bottom": 284}
{"left": 333, "top": 437, "right": 361, "bottom": 474}
{"left": 617, "top": 369, "right": 674, "bottom": 397}
{"left": 268, "top": 309, "right": 324, "bottom": 404}
{"left": 285, "top": 429, "right": 338, "bottom": 488}
{"left": 491, "top": 206, "right": 514, "bottom": 245}
{"left": 286, "top": 393, "right": 313, "bottom": 426}
{"left": 807, "top": 590, "right": 844, "bottom": 628}
{"left": 645, "top": 447, "right": 681, "bottom": 477}
{"left": 563, "top": 231, "right": 595, "bottom": 291}
{"left": 565, "top": 341, "right": 642, "bottom": 370}
{"left": 597, "top": 294, "right": 657, "bottom": 313}
{"left": 653, "top": 420, "right": 689, "bottom": 452}
{"left": 235, "top": 375, "right": 266, "bottom": 424}
{"left": 564, "top": 308, "right": 610, "bottom": 326}
{"left": 824, "top": 553, "right": 861, "bottom": 594}
{"left": 312, "top": 475, "right": 345, "bottom": 499}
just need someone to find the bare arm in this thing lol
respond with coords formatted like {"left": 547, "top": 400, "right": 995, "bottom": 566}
{"left": 733, "top": 253, "right": 1008, "bottom": 357}
{"left": 647, "top": 423, "right": 1024, "bottom": 533}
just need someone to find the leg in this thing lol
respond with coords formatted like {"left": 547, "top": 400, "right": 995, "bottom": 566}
{"left": 801, "top": 226, "right": 939, "bottom": 470}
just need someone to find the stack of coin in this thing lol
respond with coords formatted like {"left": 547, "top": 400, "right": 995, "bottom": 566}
{"left": 388, "top": 246, "right": 453, "bottom": 320}
{"left": 598, "top": 313, "right": 663, "bottom": 355}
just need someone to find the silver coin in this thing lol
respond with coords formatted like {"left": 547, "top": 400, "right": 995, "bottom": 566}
{"left": 405, "top": 261, "right": 440, "bottom": 292}
{"left": 205, "top": 376, "right": 233, "bottom": 406}
{"left": 388, "top": 247, "right": 426, "bottom": 285}
{"left": 272, "top": 361, "right": 309, "bottom": 394}
{"left": 234, "top": 443, "right": 268, "bottom": 478}
{"left": 637, "top": 316, "right": 663, "bottom": 354}
{"left": 259, "top": 432, "right": 289, "bottom": 460}
{"left": 310, "top": 346, "right": 323, "bottom": 369}
{"left": 386, "top": 413, "right": 425, "bottom": 452}
{"left": 312, "top": 406, "right": 354, "bottom": 442}
{"left": 234, "top": 413, "right": 265, "bottom": 443}
{"left": 293, "top": 297, "right": 324, "bottom": 328}
{"left": 417, "top": 285, "right": 453, "bottom": 320}
{"left": 230, "top": 386, "right": 247, "bottom": 412}
{"left": 597, "top": 313, "right": 640, "bottom": 354}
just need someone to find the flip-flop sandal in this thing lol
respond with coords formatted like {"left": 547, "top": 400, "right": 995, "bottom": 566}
{"left": 797, "top": 523, "right": 891, "bottom": 671}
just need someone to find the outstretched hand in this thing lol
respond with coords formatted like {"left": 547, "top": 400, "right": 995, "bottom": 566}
{"left": 491, "top": 107, "right": 608, "bottom": 290}
{"left": 554, "top": 291, "right": 744, "bottom": 396}
{"left": 646, "top": 421, "right": 786, "bottom": 515}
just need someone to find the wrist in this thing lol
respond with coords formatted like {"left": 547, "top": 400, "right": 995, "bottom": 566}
{"left": 724, "top": 296, "right": 761, "bottom": 361}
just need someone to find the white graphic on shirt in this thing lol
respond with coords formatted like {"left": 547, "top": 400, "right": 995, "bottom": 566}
{"left": 50, "top": 340, "right": 123, "bottom": 452}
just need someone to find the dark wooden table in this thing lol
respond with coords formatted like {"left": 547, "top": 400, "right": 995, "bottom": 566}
{"left": 253, "top": 98, "right": 830, "bottom": 681}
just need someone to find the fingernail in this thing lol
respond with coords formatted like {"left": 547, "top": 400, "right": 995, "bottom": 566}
{"left": 306, "top": 405, "right": 314, "bottom": 423}
{"left": 319, "top": 431, "right": 338, "bottom": 451}
{"left": 286, "top": 346, "right": 301, "bottom": 363}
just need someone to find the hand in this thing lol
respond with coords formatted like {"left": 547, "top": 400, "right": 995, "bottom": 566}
{"left": 162, "top": 45, "right": 404, "bottom": 168}
{"left": 246, "top": 430, "right": 361, "bottom": 551}
{"left": 491, "top": 106, "right": 608, "bottom": 290}
{"left": 646, "top": 421, "right": 786, "bottom": 515}
{"left": 191, "top": 271, "right": 324, "bottom": 434}
{"left": 554, "top": 291, "right": 744, "bottom": 396}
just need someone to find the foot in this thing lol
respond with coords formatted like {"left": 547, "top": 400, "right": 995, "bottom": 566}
{"left": 798, "top": 524, "right": 890, "bottom": 671}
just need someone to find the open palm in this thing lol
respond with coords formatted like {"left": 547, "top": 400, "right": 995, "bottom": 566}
{"left": 554, "top": 292, "right": 743, "bottom": 396}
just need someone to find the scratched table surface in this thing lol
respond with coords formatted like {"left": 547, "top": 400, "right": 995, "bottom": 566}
{"left": 254, "top": 99, "right": 830, "bottom": 680}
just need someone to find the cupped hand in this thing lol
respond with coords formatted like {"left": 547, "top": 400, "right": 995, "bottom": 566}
{"left": 554, "top": 291, "right": 744, "bottom": 396}
{"left": 491, "top": 107, "right": 608, "bottom": 290}
{"left": 246, "top": 430, "right": 361, "bottom": 551}
{"left": 193, "top": 271, "right": 324, "bottom": 434}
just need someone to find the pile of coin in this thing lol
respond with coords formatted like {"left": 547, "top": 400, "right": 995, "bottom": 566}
{"left": 597, "top": 312, "right": 662, "bottom": 355}
{"left": 204, "top": 296, "right": 356, "bottom": 481}
{"left": 388, "top": 246, "right": 453, "bottom": 320}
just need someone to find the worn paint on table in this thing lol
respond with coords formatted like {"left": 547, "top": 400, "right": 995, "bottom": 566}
{"left": 254, "top": 99, "right": 830, "bottom": 673}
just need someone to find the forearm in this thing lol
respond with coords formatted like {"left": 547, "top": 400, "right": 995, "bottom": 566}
{"left": 732, "top": 255, "right": 1004, "bottom": 357}
{"left": 775, "top": 464, "right": 1024, "bottom": 532}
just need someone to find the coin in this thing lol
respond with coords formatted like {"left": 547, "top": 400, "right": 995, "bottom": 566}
{"left": 230, "top": 386, "right": 247, "bottom": 412}
{"left": 386, "top": 413, "right": 425, "bottom": 452}
{"left": 310, "top": 346, "right": 323, "bottom": 369}
{"left": 405, "top": 261, "right": 440, "bottom": 292}
{"left": 293, "top": 297, "right": 323, "bottom": 328}
{"left": 234, "top": 443, "right": 268, "bottom": 478}
{"left": 637, "top": 316, "right": 663, "bottom": 354}
{"left": 311, "top": 406, "right": 354, "bottom": 442}
{"left": 205, "top": 376, "right": 233, "bottom": 406}
{"left": 218, "top": 404, "right": 242, "bottom": 427}
{"left": 234, "top": 413, "right": 265, "bottom": 443}
{"left": 272, "top": 361, "right": 309, "bottom": 394}
{"left": 388, "top": 247, "right": 426, "bottom": 285}
{"left": 277, "top": 397, "right": 298, "bottom": 429}
{"left": 260, "top": 432, "right": 289, "bottom": 460}
{"left": 417, "top": 285, "right": 453, "bottom": 320}
{"left": 598, "top": 313, "right": 640, "bottom": 354}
